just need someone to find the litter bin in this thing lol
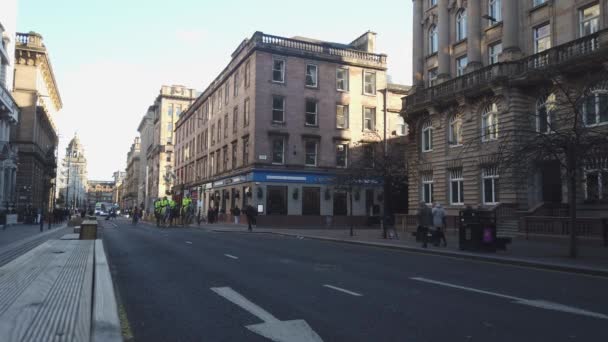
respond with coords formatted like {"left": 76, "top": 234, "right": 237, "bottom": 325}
{"left": 459, "top": 209, "right": 497, "bottom": 252}
{"left": 79, "top": 220, "right": 98, "bottom": 240}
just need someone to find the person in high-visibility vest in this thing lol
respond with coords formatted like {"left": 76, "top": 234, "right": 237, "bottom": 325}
{"left": 168, "top": 198, "right": 177, "bottom": 226}
{"left": 154, "top": 198, "right": 162, "bottom": 227}
{"left": 181, "top": 195, "right": 192, "bottom": 225}
{"left": 160, "top": 196, "right": 170, "bottom": 227}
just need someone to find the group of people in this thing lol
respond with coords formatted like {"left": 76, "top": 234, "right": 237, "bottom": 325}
{"left": 153, "top": 195, "right": 194, "bottom": 227}
{"left": 417, "top": 201, "right": 448, "bottom": 248}
{"left": 206, "top": 204, "right": 257, "bottom": 231}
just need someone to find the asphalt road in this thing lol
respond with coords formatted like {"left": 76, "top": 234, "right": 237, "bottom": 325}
{"left": 102, "top": 218, "right": 608, "bottom": 342}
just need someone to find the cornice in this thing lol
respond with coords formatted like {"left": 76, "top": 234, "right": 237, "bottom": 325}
{"left": 15, "top": 48, "right": 62, "bottom": 111}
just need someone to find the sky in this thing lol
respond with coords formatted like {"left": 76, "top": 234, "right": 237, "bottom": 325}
{"left": 16, "top": 0, "right": 413, "bottom": 180}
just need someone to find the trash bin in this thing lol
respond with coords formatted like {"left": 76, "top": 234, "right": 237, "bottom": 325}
{"left": 459, "top": 209, "right": 497, "bottom": 252}
{"left": 79, "top": 220, "right": 98, "bottom": 240}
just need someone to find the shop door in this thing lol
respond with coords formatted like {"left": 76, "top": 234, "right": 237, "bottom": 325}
{"left": 267, "top": 186, "right": 287, "bottom": 215}
{"left": 302, "top": 187, "right": 320, "bottom": 216}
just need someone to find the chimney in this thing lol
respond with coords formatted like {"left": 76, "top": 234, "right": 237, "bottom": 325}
{"left": 349, "top": 31, "right": 377, "bottom": 53}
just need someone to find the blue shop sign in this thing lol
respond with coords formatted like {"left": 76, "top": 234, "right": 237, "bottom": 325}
{"left": 252, "top": 171, "right": 336, "bottom": 184}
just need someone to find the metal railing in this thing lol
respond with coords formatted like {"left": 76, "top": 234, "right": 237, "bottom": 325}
{"left": 407, "top": 29, "right": 604, "bottom": 110}
{"left": 252, "top": 32, "right": 387, "bottom": 65}
{"left": 522, "top": 216, "right": 605, "bottom": 239}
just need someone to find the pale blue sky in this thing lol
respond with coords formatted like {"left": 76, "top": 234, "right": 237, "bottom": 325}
{"left": 17, "top": 0, "right": 412, "bottom": 180}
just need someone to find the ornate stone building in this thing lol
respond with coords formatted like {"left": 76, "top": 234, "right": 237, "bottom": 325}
{"left": 143, "top": 85, "right": 198, "bottom": 207}
{"left": 0, "top": 2, "right": 19, "bottom": 212}
{"left": 137, "top": 109, "right": 154, "bottom": 213}
{"left": 57, "top": 135, "right": 88, "bottom": 209}
{"left": 86, "top": 180, "right": 114, "bottom": 210}
{"left": 12, "top": 32, "right": 62, "bottom": 213}
{"left": 405, "top": 0, "right": 608, "bottom": 233}
{"left": 123, "top": 137, "right": 141, "bottom": 209}
{"left": 174, "top": 31, "right": 408, "bottom": 226}
{"left": 112, "top": 170, "right": 126, "bottom": 204}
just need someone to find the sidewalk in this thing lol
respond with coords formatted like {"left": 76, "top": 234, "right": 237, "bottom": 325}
{"left": 0, "top": 222, "right": 66, "bottom": 249}
{"left": 204, "top": 224, "right": 608, "bottom": 277}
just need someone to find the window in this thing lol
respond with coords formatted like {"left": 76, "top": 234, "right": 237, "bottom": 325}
{"left": 482, "top": 166, "right": 499, "bottom": 204}
{"left": 176, "top": 105, "right": 182, "bottom": 116}
{"left": 224, "top": 114, "right": 229, "bottom": 138}
{"left": 233, "top": 106, "right": 239, "bottom": 133}
{"left": 272, "top": 138, "right": 285, "bottom": 164}
{"left": 234, "top": 70, "right": 240, "bottom": 97}
{"left": 305, "top": 141, "right": 318, "bottom": 166}
{"left": 305, "top": 99, "right": 318, "bottom": 126}
{"left": 456, "top": 55, "right": 468, "bottom": 77}
{"left": 244, "top": 98, "right": 250, "bottom": 126}
{"left": 244, "top": 60, "right": 251, "bottom": 87}
{"left": 429, "top": 0, "right": 437, "bottom": 7}
{"left": 428, "top": 68, "right": 438, "bottom": 87}
{"left": 225, "top": 82, "right": 230, "bottom": 104}
{"left": 336, "top": 144, "right": 348, "bottom": 167}
{"left": 533, "top": 0, "right": 547, "bottom": 6}
{"left": 534, "top": 24, "right": 551, "bottom": 53}
{"left": 217, "top": 119, "right": 222, "bottom": 142}
{"left": 421, "top": 172, "right": 434, "bottom": 205}
{"left": 536, "top": 94, "right": 556, "bottom": 133}
{"left": 336, "top": 68, "right": 349, "bottom": 91}
{"left": 363, "top": 71, "right": 376, "bottom": 95}
{"left": 336, "top": 105, "right": 349, "bottom": 129}
{"left": 363, "top": 145, "right": 375, "bottom": 168}
{"left": 363, "top": 107, "right": 376, "bottom": 131}
{"left": 396, "top": 116, "right": 406, "bottom": 136}
{"left": 232, "top": 143, "right": 237, "bottom": 169}
{"left": 585, "top": 169, "right": 608, "bottom": 201}
{"left": 456, "top": 9, "right": 467, "bottom": 41}
{"left": 272, "top": 58, "right": 285, "bottom": 83}
{"left": 216, "top": 149, "right": 221, "bottom": 173}
{"left": 421, "top": 120, "right": 433, "bottom": 152}
{"left": 481, "top": 102, "right": 499, "bottom": 141}
{"left": 450, "top": 168, "right": 465, "bottom": 205}
{"left": 580, "top": 4, "right": 600, "bottom": 36}
{"left": 272, "top": 96, "right": 285, "bottom": 123}
{"left": 218, "top": 88, "right": 223, "bottom": 110}
{"left": 243, "top": 137, "right": 250, "bottom": 165}
{"left": 168, "top": 104, "right": 174, "bottom": 117}
{"left": 305, "top": 64, "right": 318, "bottom": 87}
{"left": 449, "top": 115, "right": 463, "bottom": 146}
{"left": 488, "top": 42, "right": 502, "bottom": 64}
{"left": 583, "top": 90, "right": 608, "bottom": 126}
{"left": 429, "top": 25, "right": 438, "bottom": 54}
{"left": 167, "top": 122, "right": 173, "bottom": 132}
{"left": 223, "top": 146, "right": 229, "bottom": 171}
{"left": 211, "top": 125, "right": 215, "bottom": 145}
{"left": 209, "top": 153, "right": 215, "bottom": 176}
{"left": 488, "top": 0, "right": 502, "bottom": 25}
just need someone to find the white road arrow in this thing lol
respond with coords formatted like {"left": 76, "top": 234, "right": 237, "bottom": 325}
{"left": 411, "top": 277, "right": 608, "bottom": 320}
{"left": 211, "top": 287, "right": 323, "bottom": 342}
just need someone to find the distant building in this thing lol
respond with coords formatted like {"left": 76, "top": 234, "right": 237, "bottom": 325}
{"left": 137, "top": 109, "right": 154, "bottom": 212}
{"left": 0, "top": 1, "right": 19, "bottom": 212}
{"left": 123, "top": 137, "right": 141, "bottom": 209}
{"left": 112, "top": 170, "right": 126, "bottom": 204}
{"left": 174, "top": 31, "right": 408, "bottom": 226}
{"left": 12, "top": 32, "right": 62, "bottom": 213}
{"left": 56, "top": 135, "right": 88, "bottom": 209}
{"left": 86, "top": 180, "right": 114, "bottom": 209}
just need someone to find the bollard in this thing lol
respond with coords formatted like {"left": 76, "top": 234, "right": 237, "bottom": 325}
{"left": 79, "top": 220, "right": 98, "bottom": 240}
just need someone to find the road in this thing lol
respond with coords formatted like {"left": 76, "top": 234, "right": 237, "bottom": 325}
{"left": 102, "top": 218, "right": 608, "bottom": 342}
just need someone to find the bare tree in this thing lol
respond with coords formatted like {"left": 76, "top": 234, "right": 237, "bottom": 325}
{"left": 472, "top": 70, "right": 608, "bottom": 258}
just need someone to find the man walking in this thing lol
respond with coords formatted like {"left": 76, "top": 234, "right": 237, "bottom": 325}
{"left": 432, "top": 202, "right": 447, "bottom": 247}
{"left": 245, "top": 204, "right": 257, "bottom": 232}
{"left": 232, "top": 205, "right": 241, "bottom": 225}
{"left": 417, "top": 202, "right": 433, "bottom": 248}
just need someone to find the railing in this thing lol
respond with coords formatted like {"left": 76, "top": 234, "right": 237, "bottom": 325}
{"left": 0, "top": 83, "right": 18, "bottom": 119}
{"left": 522, "top": 216, "right": 606, "bottom": 239}
{"left": 253, "top": 32, "right": 387, "bottom": 65}
{"left": 407, "top": 29, "right": 604, "bottom": 110}
{"left": 15, "top": 32, "right": 44, "bottom": 48}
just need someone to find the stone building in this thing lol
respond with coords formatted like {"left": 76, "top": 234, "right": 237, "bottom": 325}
{"left": 405, "top": 0, "right": 608, "bottom": 233}
{"left": 142, "top": 85, "right": 198, "bottom": 209}
{"left": 137, "top": 109, "right": 154, "bottom": 213}
{"left": 86, "top": 180, "right": 114, "bottom": 210}
{"left": 0, "top": 2, "right": 19, "bottom": 212}
{"left": 56, "top": 135, "right": 88, "bottom": 209}
{"left": 123, "top": 137, "right": 141, "bottom": 209}
{"left": 111, "top": 170, "right": 126, "bottom": 205}
{"left": 174, "top": 31, "right": 408, "bottom": 226}
{"left": 12, "top": 32, "right": 62, "bottom": 213}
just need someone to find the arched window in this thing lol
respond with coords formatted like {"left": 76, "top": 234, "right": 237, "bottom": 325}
{"left": 481, "top": 103, "right": 499, "bottom": 141}
{"left": 536, "top": 94, "right": 555, "bottom": 133}
{"left": 583, "top": 86, "right": 608, "bottom": 126}
{"left": 449, "top": 115, "right": 464, "bottom": 146}
{"left": 429, "top": 25, "right": 438, "bottom": 54}
{"left": 421, "top": 120, "right": 433, "bottom": 152}
{"left": 456, "top": 9, "right": 467, "bottom": 41}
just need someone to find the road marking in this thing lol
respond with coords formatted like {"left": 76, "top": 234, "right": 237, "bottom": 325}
{"left": 211, "top": 287, "right": 323, "bottom": 341}
{"left": 322, "top": 284, "right": 363, "bottom": 297}
{"left": 411, "top": 277, "right": 608, "bottom": 320}
{"left": 185, "top": 241, "right": 193, "bottom": 244}
{"left": 224, "top": 254, "right": 239, "bottom": 260}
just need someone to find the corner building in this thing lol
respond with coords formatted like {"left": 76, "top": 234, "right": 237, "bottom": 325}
{"left": 175, "top": 31, "right": 407, "bottom": 226}
{"left": 405, "top": 0, "right": 608, "bottom": 233}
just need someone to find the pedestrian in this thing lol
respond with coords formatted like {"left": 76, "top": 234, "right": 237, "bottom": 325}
{"left": 154, "top": 198, "right": 162, "bottom": 227}
{"left": 417, "top": 202, "right": 433, "bottom": 248}
{"left": 245, "top": 205, "right": 254, "bottom": 231}
{"left": 232, "top": 205, "right": 241, "bottom": 224}
{"left": 432, "top": 202, "right": 447, "bottom": 247}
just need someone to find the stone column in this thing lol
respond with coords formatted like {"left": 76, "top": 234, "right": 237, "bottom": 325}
{"left": 412, "top": 0, "right": 424, "bottom": 86}
{"left": 500, "top": 0, "right": 522, "bottom": 61}
{"left": 466, "top": 0, "right": 483, "bottom": 70}
{"left": 437, "top": 0, "right": 451, "bottom": 81}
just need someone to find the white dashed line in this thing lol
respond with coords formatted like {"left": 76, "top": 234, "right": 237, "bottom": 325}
{"left": 224, "top": 254, "right": 239, "bottom": 260}
{"left": 323, "top": 284, "right": 363, "bottom": 297}
{"left": 186, "top": 241, "right": 193, "bottom": 244}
